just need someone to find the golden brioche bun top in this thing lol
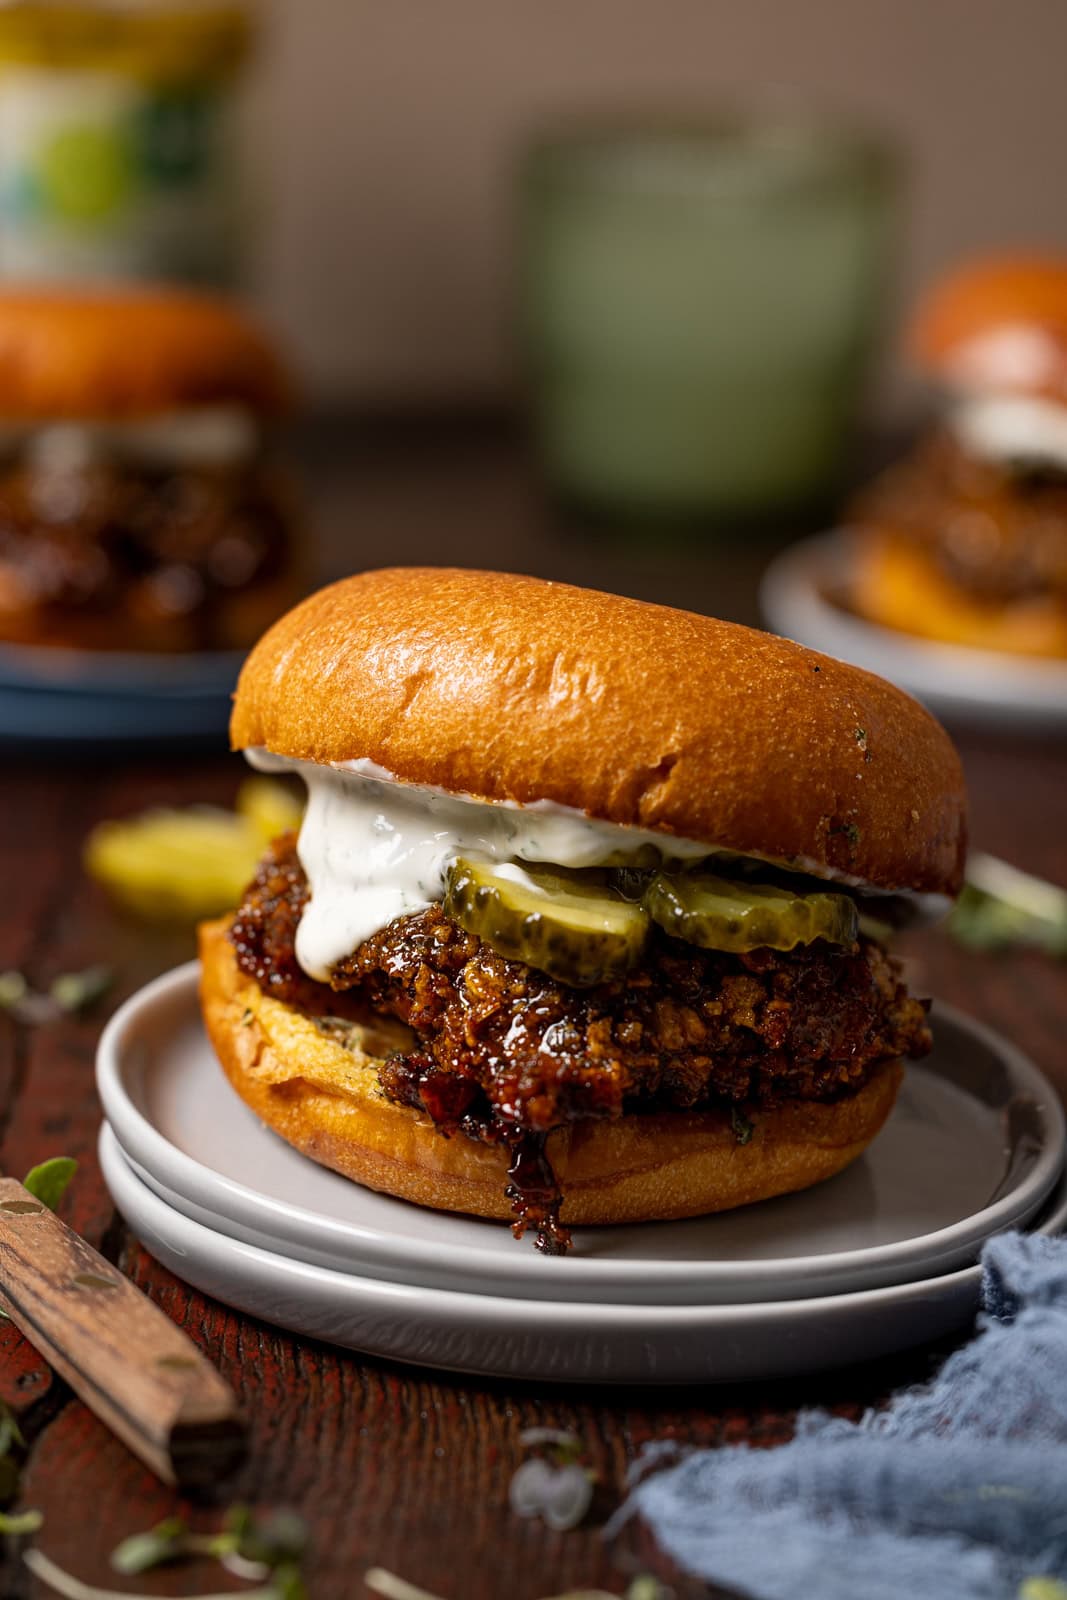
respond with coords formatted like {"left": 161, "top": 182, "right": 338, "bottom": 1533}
{"left": 911, "top": 254, "right": 1067, "bottom": 397}
{"left": 231, "top": 567, "right": 967, "bottom": 899}
{"left": 0, "top": 286, "right": 291, "bottom": 419}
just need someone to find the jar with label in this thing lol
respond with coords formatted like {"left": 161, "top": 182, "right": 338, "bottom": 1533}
{"left": 0, "top": 0, "right": 254, "bottom": 286}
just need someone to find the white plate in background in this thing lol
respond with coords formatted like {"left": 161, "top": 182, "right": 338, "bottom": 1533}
{"left": 760, "top": 531, "right": 1067, "bottom": 731}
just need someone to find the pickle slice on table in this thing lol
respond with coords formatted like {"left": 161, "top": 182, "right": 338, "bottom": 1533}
{"left": 84, "top": 779, "right": 302, "bottom": 920}
{"left": 444, "top": 857, "right": 650, "bottom": 986}
{"left": 646, "top": 871, "right": 858, "bottom": 954}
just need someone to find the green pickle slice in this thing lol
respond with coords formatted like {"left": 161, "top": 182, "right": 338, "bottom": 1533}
{"left": 444, "top": 856, "right": 649, "bottom": 986}
{"left": 646, "top": 871, "right": 859, "bottom": 954}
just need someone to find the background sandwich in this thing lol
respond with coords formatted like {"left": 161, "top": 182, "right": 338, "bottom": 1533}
{"left": 0, "top": 285, "right": 299, "bottom": 655}
{"left": 202, "top": 567, "right": 967, "bottom": 1253}
{"left": 849, "top": 253, "right": 1067, "bottom": 658}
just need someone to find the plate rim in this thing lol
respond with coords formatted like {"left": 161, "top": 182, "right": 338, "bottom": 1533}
{"left": 0, "top": 640, "right": 246, "bottom": 693}
{"left": 96, "top": 961, "right": 1066, "bottom": 1301}
{"left": 97, "top": 1121, "right": 1067, "bottom": 1382}
{"left": 96, "top": 1119, "right": 990, "bottom": 1324}
{"left": 0, "top": 643, "right": 238, "bottom": 745}
{"left": 759, "top": 530, "right": 1067, "bottom": 722}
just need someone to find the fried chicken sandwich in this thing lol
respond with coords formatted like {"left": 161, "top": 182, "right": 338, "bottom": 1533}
{"left": 850, "top": 253, "right": 1067, "bottom": 658}
{"left": 201, "top": 567, "right": 966, "bottom": 1253}
{"left": 0, "top": 286, "right": 298, "bottom": 654}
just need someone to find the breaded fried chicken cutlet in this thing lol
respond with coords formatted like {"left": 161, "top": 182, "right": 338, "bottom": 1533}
{"left": 200, "top": 568, "right": 966, "bottom": 1253}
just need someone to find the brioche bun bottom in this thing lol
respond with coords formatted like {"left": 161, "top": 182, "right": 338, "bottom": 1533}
{"left": 851, "top": 532, "right": 1067, "bottom": 659}
{"left": 199, "top": 917, "right": 904, "bottom": 1228}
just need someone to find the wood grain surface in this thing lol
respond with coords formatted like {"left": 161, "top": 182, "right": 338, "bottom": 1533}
{"left": 1, "top": 424, "right": 1065, "bottom": 1600}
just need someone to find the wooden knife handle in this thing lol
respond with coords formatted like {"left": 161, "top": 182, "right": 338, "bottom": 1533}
{"left": 0, "top": 1177, "right": 244, "bottom": 1487}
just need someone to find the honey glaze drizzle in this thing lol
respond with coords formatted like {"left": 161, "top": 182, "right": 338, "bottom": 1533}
{"left": 374, "top": 1047, "right": 573, "bottom": 1254}
{"left": 505, "top": 1132, "right": 571, "bottom": 1256}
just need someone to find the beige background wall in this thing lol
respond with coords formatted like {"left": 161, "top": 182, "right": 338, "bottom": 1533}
{"left": 250, "top": 0, "right": 1067, "bottom": 406}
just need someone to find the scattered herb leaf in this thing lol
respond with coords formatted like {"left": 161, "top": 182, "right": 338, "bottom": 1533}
{"left": 511, "top": 1430, "right": 595, "bottom": 1531}
{"left": 0, "top": 1509, "right": 42, "bottom": 1536}
{"left": 232, "top": 1506, "right": 309, "bottom": 1571}
{"left": 364, "top": 1570, "right": 443, "bottom": 1600}
{"left": 23, "top": 1157, "right": 77, "bottom": 1213}
{"left": 0, "top": 967, "right": 112, "bottom": 1026}
{"left": 111, "top": 1517, "right": 191, "bottom": 1575}
{"left": 364, "top": 1573, "right": 669, "bottom": 1600}
{"left": 104, "top": 1507, "right": 308, "bottom": 1597}
{"left": 0, "top": 1157, "right": 78, "bottom": 1322}
{"left": 27, "top": 1546, "right": 282, "bottom": 1600}
{"left": 50, "top": 966, "right": 113, "bottom": 1015}
{"left": 19, "top": 1503, "right": 311, "bottom": 1600}
{"left": 0, "top": 973, "right": 27, "bottom": 1009}
{"left": 948, "top": 854, "right": 1067, "bottom": 958}
{"left": 730, "top": 1105, "right": 754, "bottom": 1146}
{"left": 242, "top": 1008, "right": 254, "bottom": 1027}
{"left": 828, "top": 821, "right": 861, "bottom": 848}
{"left": 518, "top": 1427, "right": 584, "bottom": 1465}
{"left": 0, "top": 983, "right": 58, "bottom": 1025}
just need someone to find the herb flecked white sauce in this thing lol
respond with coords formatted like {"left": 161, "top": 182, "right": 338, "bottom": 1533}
{"left": 246, "top": 752, "right": 950, "bottom": 980}
{"left": 247, "top": 753, "right": 708, "bottom": 980}
{"left": 952, "top": 392, "right": 1067, "bottom": 471}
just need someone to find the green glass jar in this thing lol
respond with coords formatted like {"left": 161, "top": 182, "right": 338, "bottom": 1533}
{"left": 518, "top": 116, "right": 900, "bottom": 524}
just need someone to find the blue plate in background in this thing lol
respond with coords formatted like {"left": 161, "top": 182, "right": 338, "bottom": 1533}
{"left": 0, "top": 641, "right": 244, "bottom": 749}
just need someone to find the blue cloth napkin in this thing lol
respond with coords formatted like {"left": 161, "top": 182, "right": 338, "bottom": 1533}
{"left": 615, "top": 1233, "right": 1067, "bottom": 1600}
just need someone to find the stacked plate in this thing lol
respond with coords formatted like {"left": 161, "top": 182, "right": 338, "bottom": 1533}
{"left": 97, "top": 963, "right": 1066, "bottom": 1385}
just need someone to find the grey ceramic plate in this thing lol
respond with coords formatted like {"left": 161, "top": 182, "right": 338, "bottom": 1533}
{"left": 760, "top": 531, "right": 1067, "bottom": 731}
{"left": 97, "top": 962, "right": 1065, "bottom": 1306}
{"left": 98, "top": 1124, "right": 1067, "bottom": 1385}
{"left": 0, "top": 642, "right": 244, "bottom": 747}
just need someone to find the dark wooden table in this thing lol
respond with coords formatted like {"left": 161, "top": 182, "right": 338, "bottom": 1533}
{"left": 2, "top": 423, "right": 1065, "bottom": 1600}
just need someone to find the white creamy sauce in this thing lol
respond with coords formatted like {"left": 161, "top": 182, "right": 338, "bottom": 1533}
{"left": 943, "top": 324, "right": 1066, "bottom": 397}
{"left": 951, "top": 392, "right": 1067, "bottom": 470}
{"left": 250, "top": 754, "right": 706, "bottom": 980}
{"left": 246, "top": 750, "right": 951, "bottom": 980}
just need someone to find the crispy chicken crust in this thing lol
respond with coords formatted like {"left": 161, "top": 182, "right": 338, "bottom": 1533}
{"left": 231, "top": 835, "right": 931, "bottom": 1141}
